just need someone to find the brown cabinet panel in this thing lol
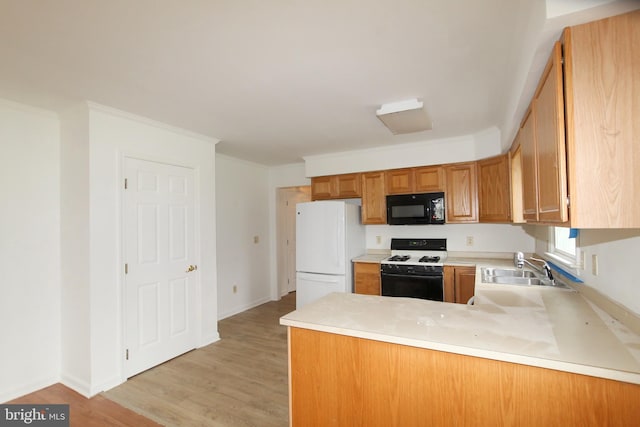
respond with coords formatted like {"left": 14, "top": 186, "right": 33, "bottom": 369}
{"left": 289, "top": 328, "right": 640, "bottom": 427}
{"left": 444, "top": 265, "right": 476, "bottom": 304}
{"left": 311, "top": 173, "right": 362, "bottom": 200}
{"left": 415, "top": 166, "right": 444, "bottom": 192}
{"left": 454, "top": 266, "right": 476, "bottom": 305}
{"left": 510, "top": 144, "right": 525, "bottom": 223}
{"left": 310, "top": 176, "right": 334, "bottom": 200}
{"left": 361, "top": 171, "right": 386, "bottom": 224}
{"left": 563, "top": 11, "right": 640, "bottom": 227}
{"left": 444, "top": 162, "right": 478, "bottom": 223}
{"left": 385, "top": 168, "right": 414, "bottom": 194}
{"left": 353, "top": 262, "right": 381, "bottom": 295}
{"left": 335, "top": 173, "right": 361, "bottom": 198}
{"left": 478, "top": 154, "right": 511, "bottom": 223}
{"left": 520, "top": 108, "right": 538, "bottom": 221}
{"left": 534, "top": 42, "right": 568, "bottom": 223}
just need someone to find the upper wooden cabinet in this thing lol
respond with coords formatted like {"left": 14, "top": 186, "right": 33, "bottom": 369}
{"left": 311, "top": 173, "right": 361, "bottom": 200}
{"left": 562, "top": 11, "right": 640, "bottom": 228}
{"left": 515, "top": 11, "right": 640, "bottom": 228}
{"left": 361, "top": 171, "right": 386, "bottom": 224}
{"left": 478, "top": 154, "right": 511, "bottom": 223}
{"left": 445, "top": 162, "right": 478, "bottom": 223}
{"left": 386, "top": 166, "right": 444, "bottom": 195}
{"left": 415, "top": 166, "right": 444, "bottom": 192}
{"left": 519, "top": 42, "right": 568, "bottom": 224}
{"left": 520, "top": 107, "right": 539, "bottom": 222}
{"left": 533, "top": 41, "right": 568, "bottom": 223}
{"left": 385, "top": 168, "right": 414, "bottom": 194}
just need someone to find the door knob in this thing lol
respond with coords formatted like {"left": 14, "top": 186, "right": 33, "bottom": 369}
{"left": 185, "top": 264, "right": 198, "bottom": 273}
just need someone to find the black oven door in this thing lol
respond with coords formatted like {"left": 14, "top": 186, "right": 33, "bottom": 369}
{"left": 381, "top": 272, "right": 444, "bottom": 302}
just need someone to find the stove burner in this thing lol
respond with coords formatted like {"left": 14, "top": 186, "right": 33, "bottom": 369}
{"left": 419, "top": 256, "right": 440, "bottom": 263}
{"left": 388, "top": 255, "right": 411, "bottom": 262}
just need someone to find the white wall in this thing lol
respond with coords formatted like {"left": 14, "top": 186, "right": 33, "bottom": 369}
{"left": 216, "top": 154, "right": 272, "bottom": 319}
{"left": 0, "top": 100, "right": 61, "bottom": 402}
{"left": 58, "top": 103, "right": 219, "bottom": 396}
{"left": 303, "top": 127, "right": 502, "bottom": 177}
{"left": 366, "top": 223, "right": 535, "bottom": 255}
{"left": 59, "top": 103, "right": 92, "bottom": 395}
{"left": 534, "top": 227, "right": 640, "bottom": 315}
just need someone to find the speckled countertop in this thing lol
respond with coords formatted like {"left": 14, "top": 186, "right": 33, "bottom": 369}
{"left": 281, "top": 256, "right": 640, "bottom": 385}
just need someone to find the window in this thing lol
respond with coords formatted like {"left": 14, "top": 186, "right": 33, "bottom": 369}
{"left": 554, "top": 227, "right": 576, "bottom": 257}
{"left": 547, "top": 226, "right": 580, "bottom": 268}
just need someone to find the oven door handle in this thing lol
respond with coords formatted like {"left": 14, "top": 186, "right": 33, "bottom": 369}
{"left": 381, "top": 273, "right": 443, "bottom": 280}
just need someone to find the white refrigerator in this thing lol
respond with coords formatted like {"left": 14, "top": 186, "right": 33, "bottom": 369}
{"left": 296, "top": 200, "right": 366, "bottom": 308}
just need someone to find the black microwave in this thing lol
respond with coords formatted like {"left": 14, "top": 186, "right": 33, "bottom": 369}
{"left": 386, "top": 192, "right": 445, "bottom": 225}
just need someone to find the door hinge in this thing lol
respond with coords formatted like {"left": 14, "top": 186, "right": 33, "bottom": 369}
{"left": 124, "top": 263, "right": 128, "bottom": 274}
{"left": 126, "top": 349, "right": 129, "bottom": 360}
{"left": 124, "top": 178, "right": 128, "bottom": 189}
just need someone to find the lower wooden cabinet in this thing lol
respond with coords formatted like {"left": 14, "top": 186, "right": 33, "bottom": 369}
{"left": 444, "top": 265, "right": 476, "bottom": 304}
{"left": 288, "top": 327, "right": 640, "bottom": 427}
{"left": 353, "top": 262, "right": 381, "bottom": 295}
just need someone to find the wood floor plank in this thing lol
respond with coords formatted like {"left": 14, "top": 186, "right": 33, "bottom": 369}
{"left": 7, "top": 383, "right": 161, "bottom": 427}
{"left": 103, "top": 292, "right": 295, "bottom": 426}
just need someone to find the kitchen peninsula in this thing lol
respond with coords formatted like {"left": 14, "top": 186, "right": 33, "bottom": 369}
{"left": 280, "top": 269, "right": 640, "bottom": 426}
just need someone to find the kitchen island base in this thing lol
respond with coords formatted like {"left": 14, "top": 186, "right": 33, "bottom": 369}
{"left": 288, "top": 327, "right": 640, "bottom": 427}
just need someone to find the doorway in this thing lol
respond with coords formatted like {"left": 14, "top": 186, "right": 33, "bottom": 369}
{"left": 276, "top": 186, "right": 311, "bottom": 297}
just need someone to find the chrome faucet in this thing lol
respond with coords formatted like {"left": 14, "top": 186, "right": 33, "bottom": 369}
{"left": 514, "top": 252, "right": 554, "bottom": 281}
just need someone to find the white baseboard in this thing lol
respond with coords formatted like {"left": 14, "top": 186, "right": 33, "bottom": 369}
{"left": 217, "top": 296, "right": 271, "bottom": 320}
{"left": 198, "top": 332, "right": 221, "bottom": 348}
{"left": 0, "top": 376, "right": 59, "bottom": 403}
{"left": 60, "top": 372, "right": 91, "bottom": 398}
{"left": 89, "top": 375, "right": 125, "bottom": 396}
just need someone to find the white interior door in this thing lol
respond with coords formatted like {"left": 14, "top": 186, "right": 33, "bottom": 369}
{"left": 124, "top": 157, "right": 197, "bottom": 378}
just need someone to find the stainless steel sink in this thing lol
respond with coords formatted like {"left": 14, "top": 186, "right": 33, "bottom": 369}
{"left": 481, "top": 268, "right": 536, "bottom": 278}
{"left": 483, "top": 276, "right": 543, "bottom": 286}
{"left": 481, "top": 267, "right": 571, "bottom": 289}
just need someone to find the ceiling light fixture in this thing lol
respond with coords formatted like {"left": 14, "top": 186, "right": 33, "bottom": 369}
{"left": 376, "top": 98, "right": 432, "bottom": 135}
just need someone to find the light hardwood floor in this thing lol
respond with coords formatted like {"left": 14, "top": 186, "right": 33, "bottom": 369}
{"left": 103, "top": 292, "right": 296, "bottom": 426}
{"left": 7, "top": 383, "right": 161, "bottom": 426}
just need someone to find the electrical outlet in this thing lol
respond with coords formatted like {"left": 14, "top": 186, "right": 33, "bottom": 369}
{"left": 253, "top": 235, "right": 259, "bottom": 244}
{"left": 466, "top": 236, "right": 474, "bottom": 246}
{"left": 376, "top": 235, "right": 382, "bottom": 244}
{"left": 592, "top": 255, "right": 599, "bottom": 276}
{"left": 233, "top": 285, "right": 237, "bottom": 293}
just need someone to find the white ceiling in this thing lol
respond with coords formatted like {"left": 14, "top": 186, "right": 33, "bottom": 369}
{"left": 0, "top": 0, "right": 636, "bottom": 165}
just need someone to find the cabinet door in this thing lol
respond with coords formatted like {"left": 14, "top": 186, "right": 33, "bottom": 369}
{"left": 445, "top": 162, "right": 478, "bottom": 223}
{"left": 415, "top": 166, "right": 444, "bottom": 192}
{"left": 361, "top": 171, "right": 386, "bottom": 224}
{"left": 354, "top": 262, "right": 381, "bottom": 295}
{"left": 478, "top": 154, "right": 511, "bottom": 223}
{"left": 520, "top": 108, "right": 538, "bottom": 221}
{"left": 336, "top": 173, "right": 362, "bottom": 198}
{"left": 510, "top": 143, "right": 525, "bottom": 223}
{"left": 385, "top": 168, "right": 414, "bottom": 194}
{"left": 311, "top": 176, "right": 335, "bottom": 200}
{"left": 454, "top": 266, "right": 476, "bottom": 304}
{"left": 443, "top": 266, "right": 455, "bottom": 303}
{"left": 534, "top": 41, "right": 568, "bottom": 223}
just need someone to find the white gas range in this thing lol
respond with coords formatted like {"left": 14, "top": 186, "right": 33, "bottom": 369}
{"left": 380, "top": 238, "right": 447, "bottom": 301}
